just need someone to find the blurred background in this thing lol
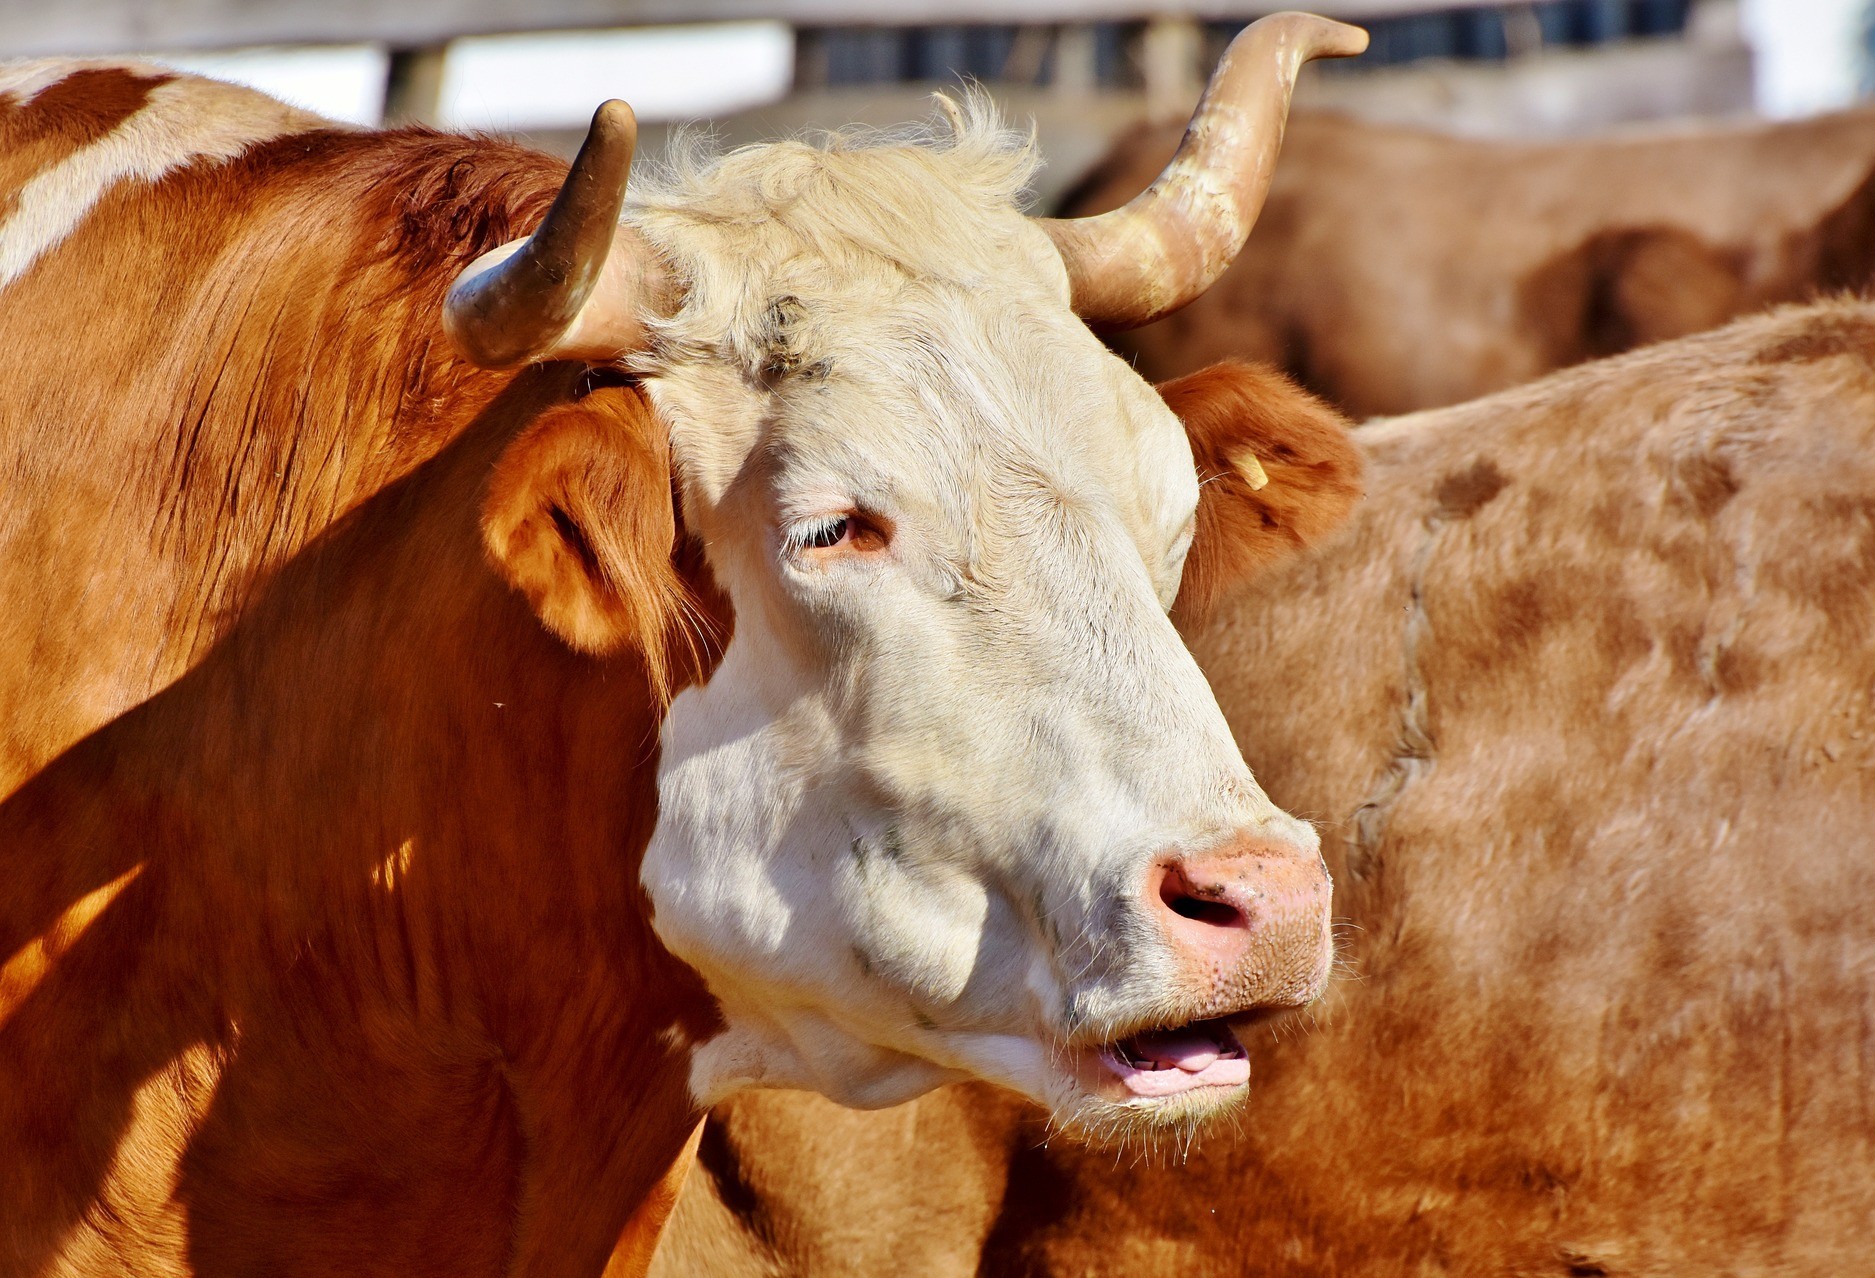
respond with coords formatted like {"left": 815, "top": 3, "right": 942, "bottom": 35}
{"left": 7, "top": 0, "right": 1869, "bottom": 205}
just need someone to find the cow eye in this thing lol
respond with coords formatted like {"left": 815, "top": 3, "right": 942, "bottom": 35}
{"left": 799, "top": 516, "right": 849, "bottom": 550}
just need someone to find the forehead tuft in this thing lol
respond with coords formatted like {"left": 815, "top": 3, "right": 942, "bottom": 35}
{"left": 625, "top": 96, "right": 1048, "bottom": 367}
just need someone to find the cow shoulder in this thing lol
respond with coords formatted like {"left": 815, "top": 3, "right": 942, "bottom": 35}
{"left": 1159, "top": 361, "right": 1363, "bottom": 623}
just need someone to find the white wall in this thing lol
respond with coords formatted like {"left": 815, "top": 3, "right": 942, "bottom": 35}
{"left": 438, "top": 23, "right": 793, "bottom": 130}
{"left": 149, "top": 21, "right": 794, "bottom": 129}
{"left": 152, "top": 44, "right": 389, "bottom": 124}
{"left": 1740, "top": 0, "right": 1870, "bottom": 116}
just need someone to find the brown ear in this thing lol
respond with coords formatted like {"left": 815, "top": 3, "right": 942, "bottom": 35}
{"left": 482, "top": 382, "right": 689, "bottom": 689}
{"left": 1160, "top": 361, "right": 1363, "bottom": 623}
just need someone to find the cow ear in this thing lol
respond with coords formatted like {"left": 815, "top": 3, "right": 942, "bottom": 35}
{"left": 1160, "top": 361, "right": 1363, "bottom": 624}
{"left": 482, "top": 381, "right": 688, "bottom": 688}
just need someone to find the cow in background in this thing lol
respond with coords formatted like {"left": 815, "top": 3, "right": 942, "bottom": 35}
{"left": 654, "top": 296, "right": 1875, "bottom": 1275}
{"left": 1063, "top": 108, "right": 1875, "bottom": 416}
{"left": 0, "top": 16, "right": 1374, "bottom": 1276}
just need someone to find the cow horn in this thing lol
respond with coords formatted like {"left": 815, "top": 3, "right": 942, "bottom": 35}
{"left": 443, "top": 99, "right": 671, "bottom": 368}
{"left": 1037, "top": 11, "right": 1367, "bottom": 330}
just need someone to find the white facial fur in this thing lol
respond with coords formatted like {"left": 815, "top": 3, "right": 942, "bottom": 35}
{"left": 630, "top": 109, "right": 1319, "bottom": 1121}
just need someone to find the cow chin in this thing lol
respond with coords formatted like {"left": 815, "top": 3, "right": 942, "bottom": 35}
{"left": 683, "top": 995, "right": 1279, "bottom": 1153}
{"left": 1049, "top": 1081, "right": 1250, "bottom": 1152}
{"left": 677, "top": 994, "right": 1067, "bottom": 1114}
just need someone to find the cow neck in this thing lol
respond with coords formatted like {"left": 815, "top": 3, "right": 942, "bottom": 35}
{"left": 0, "top": 365, "right": 721, "bottom": 1278}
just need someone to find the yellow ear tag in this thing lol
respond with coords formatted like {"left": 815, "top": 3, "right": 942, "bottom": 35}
{"left": 1227, "top": 447, "right": 1270, "bottom": 491}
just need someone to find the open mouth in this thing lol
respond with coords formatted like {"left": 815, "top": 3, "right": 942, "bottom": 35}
{"left": 1096, "top": 1017, "right": 1248, "bottom": 1098}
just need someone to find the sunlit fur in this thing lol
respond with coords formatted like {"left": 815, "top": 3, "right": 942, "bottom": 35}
{"left": 0, "top": 64, "right": 720, "bottom": 1277}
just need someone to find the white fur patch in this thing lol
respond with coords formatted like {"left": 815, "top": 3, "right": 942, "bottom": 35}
{"left": 0, "top": 58, "right": 157, "bottom": 104}
{"left": 0, "top": 62, "right": 328, "bottom": 289}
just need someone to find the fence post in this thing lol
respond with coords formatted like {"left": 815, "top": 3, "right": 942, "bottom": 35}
{"left": 1140, "top": 14, "right": 1200, "bottom": 121}
{"left": 384, "top": 44, "right": 448, "bottom": 126}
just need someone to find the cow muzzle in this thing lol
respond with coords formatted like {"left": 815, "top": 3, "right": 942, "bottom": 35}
{"left": 1081, "top": 834, "right": 1333, "bottom": 1106}
{"left": 1150, "top": 835, "right": 1334, "bottom": 1008}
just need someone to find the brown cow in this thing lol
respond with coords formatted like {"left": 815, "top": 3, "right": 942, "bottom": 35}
{"left": 1064, "top": 107, "right": 1875, "bottom": 416}
{"left": 0, "top": 16, "right": 1379, "bottom": 1277}
{"left": 655, "top": 297, "right": 1875, "bottom": 1275}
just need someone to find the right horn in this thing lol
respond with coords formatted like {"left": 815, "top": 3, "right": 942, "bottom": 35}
{"left": 1037, "top": 12, "right": 1367, "bottom": 331}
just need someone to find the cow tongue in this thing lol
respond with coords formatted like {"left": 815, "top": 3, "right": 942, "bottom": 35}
{"left": 1129, "top": 1027, "right": 1222, "bottom": 1071}
{"left": 1101, "top": 1021, "right": 1250, "bottom": 1097}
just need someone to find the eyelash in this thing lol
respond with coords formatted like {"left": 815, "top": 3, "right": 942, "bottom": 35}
{"left": 791, "top": 515, "right": 850, "bottom": 552}
{"left": 802, "top": 513, "right": 847, "bottom": 543}
{"left": 785, "top": 508, "right": 897, "bottom": 560}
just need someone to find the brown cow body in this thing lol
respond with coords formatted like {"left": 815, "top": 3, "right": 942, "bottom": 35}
{"left": 1067, "top": 108, "right": 1875, "bottom": 415}
{"left": 0, "top": 70, "right": 720, "bottom": 1277}
{"left": 657, "top": 298, "right": 1875, "bottom": 1275}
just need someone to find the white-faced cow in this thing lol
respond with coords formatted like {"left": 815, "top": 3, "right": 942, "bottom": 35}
{"left": 0, "top": 13, "right": 1369, "bottom": 1277}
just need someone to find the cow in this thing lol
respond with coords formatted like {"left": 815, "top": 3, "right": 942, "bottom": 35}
{"left": 653, "top": 296, "right": 1875, "bottom": 1276}
{"left": 1062, "top": 107, "right": 1875, "bottom": 416}
{"left": 0, "top": 13, "right": 1377, "bottom": 1277}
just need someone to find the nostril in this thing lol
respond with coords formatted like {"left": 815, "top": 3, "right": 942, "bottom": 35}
{"left": 1168, "top": 896, "right": 1242, "bottom": 926}
{"left": 1159, "top": 871, "right": 1247, "bottom": 929}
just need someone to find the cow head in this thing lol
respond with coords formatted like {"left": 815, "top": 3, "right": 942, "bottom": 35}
{"left": 451, "top": 13, "right": 1368, "bottom": 1140}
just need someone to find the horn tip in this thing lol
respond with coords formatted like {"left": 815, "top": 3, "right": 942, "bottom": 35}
{"left": 592, "top": 99, "right": 639, "bottom": 146}
{"left": 1322, "top": 20, "right": 1370, "bottom": 58}
{"left": 1261, "top": 11, "right": 1370, "bottom": 60}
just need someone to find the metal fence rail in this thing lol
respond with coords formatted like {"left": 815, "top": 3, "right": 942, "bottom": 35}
{"left": 4, "top": 0, "right": 1543, "bottom": 58}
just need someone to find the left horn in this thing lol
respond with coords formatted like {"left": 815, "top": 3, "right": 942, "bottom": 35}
{"left": 1037, "top": 11, "right": 1367, "bottom": 330}
{"left": 443, "top": 99, "right": 671, "bottom": 367}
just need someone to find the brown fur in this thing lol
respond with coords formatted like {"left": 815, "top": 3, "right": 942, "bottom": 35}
{"left": 654, "top": 298, "right": 1875, "bottom": 1276}
{"left": 1161, "top": 362, "right": 1363, "bottom": 623}
{"left": 0, "top": 76, "right": 724, "bottom": 1277}
{"left": 1064, "top": 109, "right": 1875, "bottom": 416}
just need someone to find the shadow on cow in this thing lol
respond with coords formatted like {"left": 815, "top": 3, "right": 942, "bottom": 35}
{"left": 0, "top": 365, "right": 724, "bottom": 1274}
